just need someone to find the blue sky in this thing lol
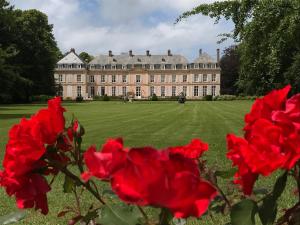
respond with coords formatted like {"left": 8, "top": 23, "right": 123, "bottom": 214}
{"left": 10, "top": 0, "right": 234, "bottom": 61}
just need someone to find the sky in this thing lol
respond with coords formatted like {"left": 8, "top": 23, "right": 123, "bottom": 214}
{"left": 10, "top": 0, "right": 234, "bottom": 61}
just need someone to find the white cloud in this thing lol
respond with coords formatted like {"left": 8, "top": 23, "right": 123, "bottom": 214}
{"left": 10, "top": 0, "right": 233, "bottom": 60}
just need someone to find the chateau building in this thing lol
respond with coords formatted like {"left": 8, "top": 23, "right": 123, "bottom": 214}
{"left": 54, "top": 48, "right": 221, "bottom": 99}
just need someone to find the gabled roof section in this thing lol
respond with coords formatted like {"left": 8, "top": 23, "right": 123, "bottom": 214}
{"left": 193, "top": 52, "right": 216, "bottom": 63}
{"left": 57, "top": 49, "right": 85, "bottom": 64}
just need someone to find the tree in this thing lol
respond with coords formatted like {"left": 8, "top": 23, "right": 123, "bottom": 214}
{"left": 79, "top": 52, "right": 94, "bottom": 63}
{"left": 177, "top": 0, "right": 300, "bottom": 95}
{"left": 0, "top": 0, "right": 61, "bottom": 103}
{"left": 220, "top": 45, "right": 240, "bottom": 95}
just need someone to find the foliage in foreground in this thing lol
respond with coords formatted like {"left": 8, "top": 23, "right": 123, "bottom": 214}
{"left": 0, "top": 85, "right": 300, "bottom": 225}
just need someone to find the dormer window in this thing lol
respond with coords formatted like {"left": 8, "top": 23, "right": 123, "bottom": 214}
{"left": 165, "top": 64, "right": 172, "bottom": 69}
{"left": 162, "top": 58, "right": 166, "bottom": 62}
{"left": 137, "top": 58, "right": 141, "bottom": 62}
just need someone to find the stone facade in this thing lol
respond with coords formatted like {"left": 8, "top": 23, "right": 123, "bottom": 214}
{"left": 54, "top": 48, "right": 221, "bottom": 99}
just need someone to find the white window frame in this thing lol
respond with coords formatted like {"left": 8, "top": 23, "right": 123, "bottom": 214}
{"left": 194, "top": 86, "right": 199, "bottom": 97}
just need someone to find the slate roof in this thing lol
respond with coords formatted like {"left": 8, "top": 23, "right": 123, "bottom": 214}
{"left": 89, "top": 54, "right": 189, "bottom": 65}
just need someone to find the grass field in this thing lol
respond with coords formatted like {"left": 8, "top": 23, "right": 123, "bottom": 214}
{"left": 0, "top": 101, "right": 297, "bottom": 225}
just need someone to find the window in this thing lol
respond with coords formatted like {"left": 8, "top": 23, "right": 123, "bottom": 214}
{"left": 150, "top": 75, "right": 154, "bottom": 82}
{"left": 161, "top": 75, "right": 165, "bottom": 83}
{"left": 194, "top": 86, "right": 199, "bottom": 97}
{"left": 172, "top": 75, "right": 176, "bottom": 83}
{"left": 59, "top": 74, "right": 63, "bottom": 82}
{"left": 161, "top": 86, "right": 165, "bottom": 97}
{"left": 57, "top": 85, "right": 63, "bottom": 96}
{"left": 101, "top": 75, "right": 105, "bottom": 83}
{"left": 112, "top": 86, "right": 116, "bottom": 96}
{"left": 136, "top": 75, "right": 141, "bottom": 83}
{"left": 199, "top": 63, "right": 204, "bottom": 68}
{"left": 122, "top": 86, "right": 127, "bottom": 96}
{"left": 183, "top": 86, "right": 187, "bottom": 96}
{"left": 207, "top": 64, "right": 212, "bottom": 68}
{"left": 122, "top": 75, "right": 127, "bottom": 83}
{"left": 172, "top": 86, "right": 176, "bottom": 97}
{"left": 203, "top": 74, "right": 207, "bottom": 82}
{"left": 154, "top": 64, "right": 161, "bottom": 69}
{"left": 194, "top": 74, "right": 199, "bottom": 82}
{"left": 212, "top": 74, "right": 216, "bottom": 82}
{"left": 89, "top": 75, "right": 94, "bottom": 83}
{"left": 77, "top": 75, "right": 81, "bottom": 82}
{"left": 212, "top": 86, "right": 216, "bottom": 96}
{"left": 183, "top": 75, "right": 187, "bottom": 82}
{"left": 90, "top": 86, "right": 95, "bottom": 97}
{"left": 150, "top": 86, "right": 155, "bottom": 96}
{"left": 136, "top": 86, "right": 141, "bottom": 97}
{"left": 203, "top": 86, "right": 207, "bottom": 96}
{"left": 77, "top": 86, "right": 81, "bottom": 97}
{"left": 101, "top": 86, "right": 105, "bottom": 96}
{"left": 165, "top": 64, "right": 172, "bottom": 69}
{"left": 112, "top": 75, "right": 116, "bottom": 83}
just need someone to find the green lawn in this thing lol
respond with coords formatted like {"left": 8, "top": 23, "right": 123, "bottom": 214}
{"left": 0, "top": 101, "right": 297, "bottom": 224}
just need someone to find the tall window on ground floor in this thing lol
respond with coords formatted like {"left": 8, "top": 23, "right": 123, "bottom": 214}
{"left": 59, "top": 74, "right": 63, "bottom": 82}
{"left": 212, "top": 86, "right": 216, "bottom": 96}
{"left": 194, "top": 86, "right": 199, "bottom": 96}
{"left": 101, "top": 86, "right": 105, "bottom": 96}
{"left": 203, "top": 86, "right": 207, "bottom": 96}
{"left": 183, "top": 86, "right": 187, "bottom": 96}
{"left": 161, "top": 86, "right": 165, "bottom": 97}
{"left": 150, "top": 86, "right": 155, "bottom": 96}
{"left": 77, "top": 86, "right": 81, "bottom": 97}
{"left": 136, "top": 86, "right": 141, "bottom": 97}
{"left": 122, "top": 86, "right": 127, "bottom": 96}
{"left": 90, "top": 86, "right": 95, "bottom": 98}
{"left": 172, "top": 86, "right": 176, "bottom": 96}
{"left": 57, "top": 84, "right": 63, "bottom": 96}
{"left": 112, "top": 86, "right": 116, "bottom": 96}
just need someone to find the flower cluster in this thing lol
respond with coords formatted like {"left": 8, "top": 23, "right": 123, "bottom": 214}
{"left": 82, "top": 138, "right": 217, "bottom": 218}
{"left": 227, "top": 85, "right": 300, "bottom": 195}
{"left": 0, "top": 97, "right": 67, "bottom": 214}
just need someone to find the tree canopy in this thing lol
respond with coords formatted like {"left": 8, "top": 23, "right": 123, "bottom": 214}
{"left": 178, "top": 0, "right": 300, "bottom": 95}
{"left": 0, "top": 0, "right": 60, "bottom": 103}
{"left": 79, "top": 52, "right": 94, "bottom": 63}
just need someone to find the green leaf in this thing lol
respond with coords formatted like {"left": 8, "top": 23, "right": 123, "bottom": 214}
{"left": 258, "top": 172, "right": 287, "bottom": 225}
{"left": 82, "top": 210, "right": 99, "bottom": 223}
{"left": 97, "top": 205, "right": 141, "bottom": 225}
{"left": 63, "top": 175, "right": 75, "bottom": 193}
{"left": 215, "top": 168, "right": 237, "bottom": 179}
{"left": 0, "top": 211, "right": 26, "bottom": 225}
{"left": 230, "top": 199, "right": 258, "bottom": 225}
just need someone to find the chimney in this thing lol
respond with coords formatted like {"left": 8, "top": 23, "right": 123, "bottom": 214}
{"left": 146, "top": 50, "right": 150, "bottom": 56}
{"left": 108, "top": 50, "right": 113, "bottom": 57}
{"left": 129, "top": 50, "right": 133, "bottom": 57}
{"left": 70, "top": 48, "right": 75, "bottom": 53}
{"left": 199, "top": 49, "right": 202, "bottom": 56}
{"left": 167, "top": 49, "right": 172, "bottom": 56}
{"left": 217, "top": 48, "right": 220, "bottom": 63}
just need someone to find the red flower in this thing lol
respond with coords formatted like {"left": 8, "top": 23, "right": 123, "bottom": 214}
{"left": 227, "top": 85, "right": 300, "bottom": 195}
{"left": 226, "top": 134, "right": 258, "bottom": 195}
{"left": 0, "top": 172, "right": 51, "bottom": 215}
{"left": 1, "top": 97, "right": 66, "bottom": 214}
{"left": 83, "top": 139, "right": 217, "bottom": 218}
{"left": 244, "top": 85, "right": 290, "bottom": 138}
{"left": 81, "top": 138, "right": 126, "bottom": 181}
{"left": 168, "top": 139, "right": 208, "bottom": 159}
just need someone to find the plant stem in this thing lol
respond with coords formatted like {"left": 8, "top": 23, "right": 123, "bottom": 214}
{"left": 48, "top": 160, "right": 106, "bottom": 205}
{"left": 215, "top": 184, "right": 232, "bottom": 209}
{"left": 137, "top": 206, "right": 149, "bottom": 224}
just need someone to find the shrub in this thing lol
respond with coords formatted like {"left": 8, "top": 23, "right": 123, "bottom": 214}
{"left": 151, "top": 93, "right": 158, "bottom": 101}
{"left": 32, "top": 95, "right": 54, "bottom": 103}
{"left": 0, "top": 94, "right": 13, "bottom": 104}
{"left": 178, "top": 92, "right": 186, "bottom": 104}
{"left": 102, "top": 94, "right": 110, "bottom": 101}
{"left": 203, "top": 95, "right": 213, "bottom": 101}
{"left": 93, "top": 95, "right": 102, "bottom": 101}
{"left": 76, "top": 96, "right": 83, "bottom": 102}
